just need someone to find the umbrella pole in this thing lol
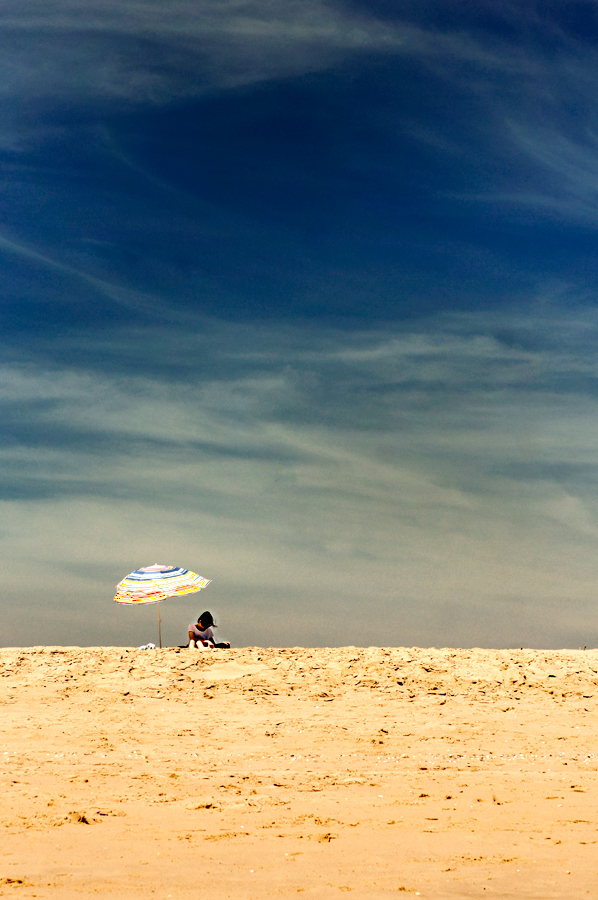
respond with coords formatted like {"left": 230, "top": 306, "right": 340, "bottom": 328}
{"left": 157, "top": 601, "right": 162, "bottom": 649}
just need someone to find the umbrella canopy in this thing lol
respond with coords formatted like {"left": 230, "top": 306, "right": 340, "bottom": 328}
{"left": 114, "top": 564, "right": 211, "bottom": 604}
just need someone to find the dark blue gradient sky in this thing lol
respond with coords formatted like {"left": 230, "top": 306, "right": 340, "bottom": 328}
{"left": 3, "top": 1, "right": 598, "bottom": 648}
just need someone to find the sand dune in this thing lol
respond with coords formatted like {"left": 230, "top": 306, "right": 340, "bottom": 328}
{"left": 1, "top": 646, "right": 597, "bottom": 898}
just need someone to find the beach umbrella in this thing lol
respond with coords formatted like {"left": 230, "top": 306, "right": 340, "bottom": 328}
{"left": 114, "top": 564, "right": 211, "bottom": 648}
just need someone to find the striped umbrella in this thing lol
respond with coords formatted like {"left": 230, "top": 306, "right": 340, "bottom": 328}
{"left": 114, "top": 564, "right": 211, "bottom": 648}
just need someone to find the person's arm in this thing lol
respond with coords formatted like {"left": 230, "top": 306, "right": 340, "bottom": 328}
{"left": 205, "top": 628, "right": 215, "bottom": 647}
{"left": 190, "top": 626, "right": 214, "bottom": 647}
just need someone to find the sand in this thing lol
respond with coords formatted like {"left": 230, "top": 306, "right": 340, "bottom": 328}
{"left": 1, "top": 646, "right": 597, "bottom": 899}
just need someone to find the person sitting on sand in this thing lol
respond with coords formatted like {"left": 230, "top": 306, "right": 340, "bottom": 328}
{"left": 188, "top": 611, "right": 230, "bottom": 649}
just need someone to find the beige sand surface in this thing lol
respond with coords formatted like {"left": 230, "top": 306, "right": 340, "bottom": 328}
{"left": 1, "top": 646, "right": 597, "bottom": 899}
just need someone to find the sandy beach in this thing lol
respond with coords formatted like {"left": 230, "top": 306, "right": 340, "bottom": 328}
{"left": 1, "top": 646, "right": 597, "bottom": 899}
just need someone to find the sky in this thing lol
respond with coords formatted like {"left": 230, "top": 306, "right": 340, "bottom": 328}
{"left": 3, "top": 0, "right": 598, "bottom": 649}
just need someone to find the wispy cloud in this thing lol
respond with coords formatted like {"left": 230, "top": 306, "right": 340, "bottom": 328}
{"left": 0, "top": 0, "right": 405, "bottom": 110}
{"left": 5, "top": 1, "right": 598, "bottom": 266}
{"left": 0, "top": 0, "right": 588, "bottom": 112}
{"left": 3, "top": 306, "right": 598, "bottom": 647}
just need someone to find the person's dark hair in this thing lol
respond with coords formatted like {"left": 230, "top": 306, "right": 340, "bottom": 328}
{"left": 198, "top": 611, "right": 215, "bottom": 628}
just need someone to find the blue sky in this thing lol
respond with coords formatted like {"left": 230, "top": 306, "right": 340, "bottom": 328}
{"left": 2, "top": 1, "right": 598, "bottom": 648}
